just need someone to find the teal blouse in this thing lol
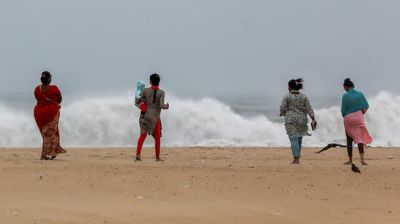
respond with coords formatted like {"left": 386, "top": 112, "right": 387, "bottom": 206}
{"left": 341, "top": 88, "right": 369, "bottom": 117}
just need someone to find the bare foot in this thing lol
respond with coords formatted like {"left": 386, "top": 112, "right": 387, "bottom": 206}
{"left": 344, "top": 161, "right": 352, "bottom": 165}
{"left": 135, "top": 156, "right": 142, "bottom": 161}
{"left": 361, "top": 161, "right": 368, "bottom": 166}
{"left": 291, "top": 159, "right": 299, "bottom": 165}
{"left": 156, "top": 158, "right": 164, "bottom": 162}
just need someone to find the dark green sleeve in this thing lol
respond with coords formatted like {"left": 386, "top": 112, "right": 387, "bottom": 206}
{"left": 341, "top": 95, "right": 346, "bottom": 117}
{"left": 361, "top": 93, "right": 369, "bottom": 109}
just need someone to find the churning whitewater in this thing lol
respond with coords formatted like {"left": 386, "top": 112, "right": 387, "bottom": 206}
{"left": 0, "top": 92, "right": 399, "bottom": 147}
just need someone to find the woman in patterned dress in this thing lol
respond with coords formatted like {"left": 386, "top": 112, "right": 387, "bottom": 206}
{"left": 34, "top": 71, "right": 67, "bottom": 160}
{"left": 136, "top": 74, "right": 169, "bottom": 161}
{"left": 280, "top": 78, "right": 317, "bottom": 164}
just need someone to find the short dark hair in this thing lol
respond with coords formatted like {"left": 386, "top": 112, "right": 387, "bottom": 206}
{"left": 150, "top": 73, "right": 160, "bottom": 86}
{"left": 288, "top": 78, "right": 304, "bottom": 90}
{"left": 41, "top": 71, "right": 52, "bottom": 84}
{"left": 343, "top": 78, "right": 354, "bottom": 88}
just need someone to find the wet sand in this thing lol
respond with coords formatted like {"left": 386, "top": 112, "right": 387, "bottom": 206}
{"left": 0, "top": 147, "right": 399, "bottom": 224}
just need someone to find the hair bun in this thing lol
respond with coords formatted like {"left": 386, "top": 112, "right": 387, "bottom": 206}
{"left": 296, "top": 78, "right": 304, "bottom": 83}
{"left": 40, "top": 71, "right": 52, "bottom": 84}
{"left": 343, "top": 78, "right": 355, "bottom": 88}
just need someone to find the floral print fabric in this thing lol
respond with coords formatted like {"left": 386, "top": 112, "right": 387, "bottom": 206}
{"left": 280, "top": 91, "right": 315, "bottom": 138}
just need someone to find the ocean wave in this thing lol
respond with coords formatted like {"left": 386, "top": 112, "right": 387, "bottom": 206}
{"left": 0, "top": 92, "right": 398, "bottom": 147}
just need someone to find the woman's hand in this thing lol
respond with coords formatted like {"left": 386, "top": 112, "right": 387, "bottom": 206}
{"left": 310, "top": 116, "right": 317, "bottom": 131}
{"left": 311, "top": 120, "right": 317, "bottom": 131}
{"left": 162, "top": 103, "right": 169, "bottom": 110}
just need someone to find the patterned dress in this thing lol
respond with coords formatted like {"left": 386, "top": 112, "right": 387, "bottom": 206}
{"left": 139, "top": 87, "right": 167, "bottom": 135}
{"left": 280, "top": 90, "right": 315, "bottom": 138}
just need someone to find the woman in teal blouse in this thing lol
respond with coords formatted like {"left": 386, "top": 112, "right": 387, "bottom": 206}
{"left": 341, "top": 78, "right": 372, "bottom": 165}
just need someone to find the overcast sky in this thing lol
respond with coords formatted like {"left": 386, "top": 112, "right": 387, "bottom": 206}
{"left": 0, "top": 0, "right": 399, "bottom": 98}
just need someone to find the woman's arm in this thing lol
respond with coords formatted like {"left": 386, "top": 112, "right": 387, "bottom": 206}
{"left": 34, "top": 86, "right": 40, "bottom": 101}
{"left": 160, "top": 91, "right": 169, "bottom": 110}
{"left": 341, "top": 95, "right": 346, "bottom": 117}
{"left": 279, "top": 96, "right": 288, "bottom": 116}
{"left": 361, "top": 93, "right": 369, "bottom": 114}
{"left": 305, "top": 96, "right": 317, "bottom": 130}
{"left": 138, "top": 90, "right": 147, "bottom": 112}
{"left": 53, "top": 86, "right": 62, "bottom": 104}
{"left": 140, "top": 89, "right": 146, "bottom": 104}
{"left": 305, "top": 96, "right": 315, "bottom": 120}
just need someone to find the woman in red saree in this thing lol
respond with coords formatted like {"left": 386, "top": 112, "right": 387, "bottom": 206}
{"left": 34, "top": 71, "right": 67, "bottom": 160}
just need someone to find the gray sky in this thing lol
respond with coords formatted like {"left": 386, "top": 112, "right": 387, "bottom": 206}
{"left": 0, "top": 0, "right": 399, "bottom": 98}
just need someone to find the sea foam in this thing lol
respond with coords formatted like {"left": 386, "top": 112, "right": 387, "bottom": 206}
{"left": 0, "top": 92, "right": 398, "bottom": 147}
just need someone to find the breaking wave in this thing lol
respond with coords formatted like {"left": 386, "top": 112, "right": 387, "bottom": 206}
{"left": 0, "top": 92, "right": 398, "bottom": 147}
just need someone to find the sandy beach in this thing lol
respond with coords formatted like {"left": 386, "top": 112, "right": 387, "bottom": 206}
{"left": 0, "top": 147, "right": 399, "bottom": 224}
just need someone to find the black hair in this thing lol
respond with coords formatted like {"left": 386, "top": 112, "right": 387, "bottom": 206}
{"left": 150, "top": 73, "right": 160, "bottom": 104}
{"left": 41, "top": 71, "right": 52, "bottom": 85}
{"left": 150, "top": 73, "right": 160, "bottom": 86}
{"left": 288, "top": 78, "right": 304, "bottom": 90}
{"left": 343, "top": 78, "right": 354, "bottom": 88}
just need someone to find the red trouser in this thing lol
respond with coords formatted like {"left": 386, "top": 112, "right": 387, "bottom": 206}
{"left": 136, "top": 120, "right": 161, "bottom": 158}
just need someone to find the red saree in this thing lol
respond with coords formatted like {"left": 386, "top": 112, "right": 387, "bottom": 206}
{"left": 34, "top": 85, "right": 66, "bottom": 158}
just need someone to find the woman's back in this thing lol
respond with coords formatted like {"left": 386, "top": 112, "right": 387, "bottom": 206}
{"left": 34, "top": 85, "right": 61, "bottom": 105}
{"left": 141, "top": 87, "right": 165, "bottom": 115}
{"left": 281, "top": 91, "right": 314, "bottom": 120}
{"left": 285, "top": 93, "right": 309, "bottom": 114}
{"left": 341, "top": 88, "right": 369, "bottom": 117}
{"left": 34, "top": 85, "right": 62, "bottom": 128}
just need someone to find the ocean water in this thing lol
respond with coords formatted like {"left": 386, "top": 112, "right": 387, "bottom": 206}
{"left": 0, "top": 92, "right": 399, "bottom": 147}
